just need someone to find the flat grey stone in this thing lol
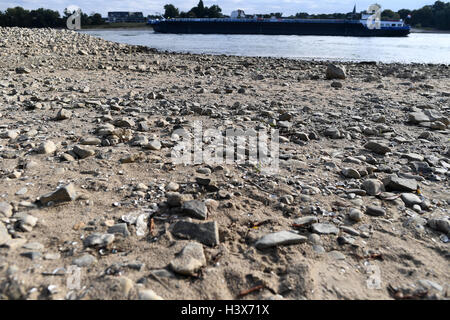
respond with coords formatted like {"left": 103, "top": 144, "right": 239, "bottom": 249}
{"left": 171, "top": 220, "right": 219, "bottom": 247}
{"left": 72, "top": 254, "right": 97, "bottom": 267}
{"left": 312, "top": 223, "right": 339, "bottom": 235}
{"left": 364, "top": 141, "right": 391, "bottom": 155}
{"left": 293, "top": 216, "right": 318, "bottom": 227}
{"left": 255, "top": 231, "right": 307, "bottom": 249}
{"left": 384, "top": 175, "right": 418, "bottom": 192}
{"left": 181, "top": 200, "right": 207, "bottom": 220}
{"left": 107, "top": 223, "right": 130, "bottom": 237}
{"left": 328, "top": 251, "right": 346, "bottom": 260}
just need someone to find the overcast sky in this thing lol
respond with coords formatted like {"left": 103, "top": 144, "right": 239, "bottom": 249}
{"left": 0, "top": 0, "right": 438, "bottom": 16}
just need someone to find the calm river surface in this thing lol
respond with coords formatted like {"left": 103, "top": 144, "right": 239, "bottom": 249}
{"left": 81, "top": 29, "right": 450, "bottom": 64}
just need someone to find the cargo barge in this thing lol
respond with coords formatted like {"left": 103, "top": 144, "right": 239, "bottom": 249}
{"left": 148, "top": 10, "right": 410, "bottom": 37}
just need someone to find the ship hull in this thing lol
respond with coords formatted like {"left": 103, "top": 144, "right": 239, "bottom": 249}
{"left": 152, "top": 21, "right": 410, "bottom": 37}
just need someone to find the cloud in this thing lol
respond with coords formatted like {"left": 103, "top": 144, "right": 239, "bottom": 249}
{"left": 0, "top": 0, "right": 435, "bottom": 16}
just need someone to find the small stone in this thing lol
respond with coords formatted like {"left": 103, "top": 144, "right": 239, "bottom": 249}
{"left": 73, "top": 145, "right": 95, "bottom": 159}
{"left": 342, "top": 168, "right": 361, "bottom": 179}
{"left": 55, "top": 108, "right": 72, "bottom": 120}
{"left": 326, "top": 64, "right": 346, "bottom": 80}
{"left": 139, "top": 289, "right": 163, "bottom": 300}
{"left": 293, "top": 216, "right": 318, "bottom": 227}
{"left": 427, "top": 218, "right": 450, "bottom": 234}
{"left": 0, "top": 222, "right": 11, "bottom": 245}
{"left": 167, "top": 192, "right": 184, "bottom": 207}
{"left": 0, "top": 202, "right": 13, "bottom": 217}
{"left": 328, "top": 250, "right": 346, "bottom": 260}
{"left": 119, "top": 276, "right": 134, "bottom": 297}
{"left": 349, "top": 209, "right": 363, "bottom": 222}
{"left": 255, "top": 231, "right": 307, "bottom": 249}
{"left": 44, "top": 253, "right": 61, "bottom": 260}
{"left": 308, "top": 233, "right": 322, "bottom": 245}
{"left": 364, "top": 141, "right": 391, "bottom": 155}
{"left": 340, "top": 226, "right": 360, "bottom": 236}
{"left": 38, "top": 141, "right": 57, "bottom": 154}
{"left": 171, "top": 221, "right": 219, "bottom": 247}
{"left": 181, "top": 200, "right": 208, "bottom": 220}
{"left": 361, "top": 179, "right": 384, "bottom": 196}
{"left": 169, "top": 242, "right": 206, "bottom": 276}
{"left": 39, "top": 183, "right": 77, "bottom": 205}
{"left": 21, "top": 252, "right": 41, "bottom": 260}
{"left": 72, "top": 254, "right": 97, "bottom": 267}
{"left": 401, "top": 193, "right": 422, "bottom": 207}
{"left": 22, "top": 242, "right": 44, "bottom": 251}
{"left": 166, "top": 182, "right": 180, "bottom": 191}
{"left": 365, "top": 206, "right": 386, "bottom": 217}
{"left": 144, "top": 139, "right": 161, "bottom": 151}
{"left": 107, "top": 223, "right": 130, "bottom": 237}
{"left": 83, "top": 233, "right": 115, "bottom": 248}
{"left": 80, "top": 137, "right": 101, "bottom": 145}
{"left": 312, "top": 223, "right": 339, "bottom": 235}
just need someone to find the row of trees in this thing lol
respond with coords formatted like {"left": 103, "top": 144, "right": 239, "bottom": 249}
{"left": 164, "top": 1, "right": 222, "bottom": 18}
{"left": 0, "top": 6, "right": 104, "bottom": 28}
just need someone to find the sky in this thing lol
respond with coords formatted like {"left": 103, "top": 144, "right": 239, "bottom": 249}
{"left": 0, "top": 0, "right": 439, "bottom": 16}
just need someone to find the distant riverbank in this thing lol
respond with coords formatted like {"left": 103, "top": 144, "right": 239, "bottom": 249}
{"left": 81, "top": 22, "right": 151, "bottom": 30}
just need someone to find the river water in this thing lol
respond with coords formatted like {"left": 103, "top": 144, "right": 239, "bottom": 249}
{"left": 81, "top": 29, "right": 450, "bottom": 64}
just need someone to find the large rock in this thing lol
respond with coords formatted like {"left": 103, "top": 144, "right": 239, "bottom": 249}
{"left": 171, "top": 221, "right": 219, "bottom": 247}
{"left": 255, "top": 231, "right": 307, "bottom": 249}
{"left": 326, "top": 64, "right": 346, "bottom": 80}
{"left": 364, "top": 141, "right": 391, "bottom": 155}
{"left": 39, "top": 183, "right": 77, "bottom": 205}
{"left": 169, "top": 242, "right": 206, "bottom": 276}
{"left": 384, "top": 175, "right": 418, "bottom": 192}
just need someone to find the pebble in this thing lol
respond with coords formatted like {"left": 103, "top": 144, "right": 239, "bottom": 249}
{"left": 72, "top": 254, "right": 97, "bottom": 267}
{"left": 181, "top": 200, "right": 208, "bottom": 220}
{"left": 39, "top": 183, "right": 77, "bottom": 205}
{"left": 171, "top": 220, "right": 219, "bottom": 247}
{"left": 365, "top": 206, "right": 386, "bottom": 217}
{"left": 255, "top": 231, "right": 307, "bottom": 249}
{"left": 169, "top": 242, "right": 206, "bottom": 276}
{"left": 312, "top": 223, "right": 339, "bottom": 235}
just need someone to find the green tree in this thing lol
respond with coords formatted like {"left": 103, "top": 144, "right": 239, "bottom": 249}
{"left": 164, "top": 4, "right": 180, "bottom": 18}
{"left": 397, "top": 9, "right": 412, "bottom": 20}
{"left": 90, "top": 13, "right": 103, "bottom": 25}
{"left": 207, "top": 5, "right": 222, "bottom": 18}
{"left": 381, "top": 9, "right": 400, "bottom": 20}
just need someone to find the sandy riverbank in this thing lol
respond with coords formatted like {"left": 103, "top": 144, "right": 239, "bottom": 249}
{"left": 0, "top": 27, "right": 449, "bottom": 300}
